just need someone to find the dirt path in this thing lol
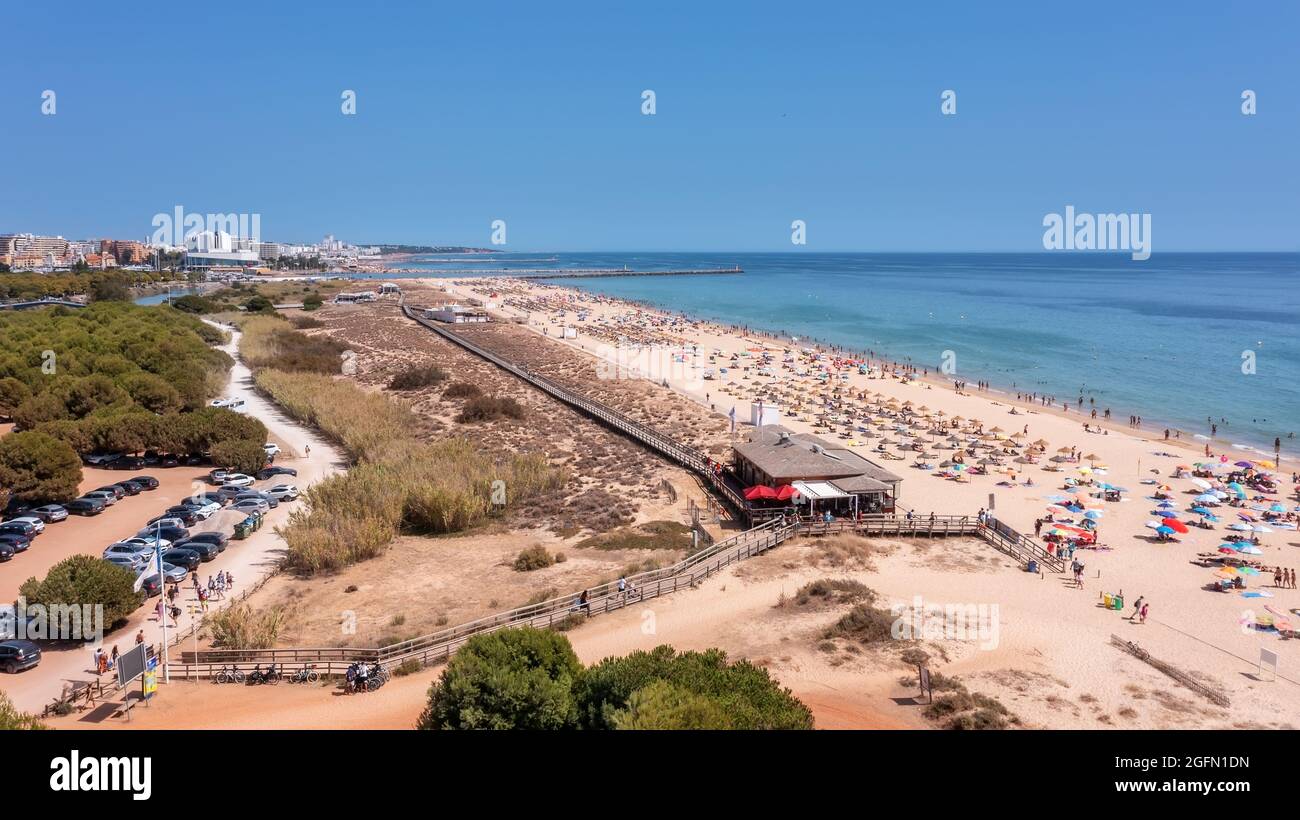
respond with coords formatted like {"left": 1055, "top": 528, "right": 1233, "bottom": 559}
{"left": 2, "top": 321, "right": 347, "bottom": 716}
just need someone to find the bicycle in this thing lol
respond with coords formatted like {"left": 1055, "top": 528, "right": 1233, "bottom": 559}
{"left": 214, "top": 665, "right": 245, "bottom": 684}
{"left": 289, "top": 664, "right": 320, "bottom": 684}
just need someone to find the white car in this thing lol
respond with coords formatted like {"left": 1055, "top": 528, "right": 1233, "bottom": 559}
{"left": 7, "top": 516, "right": 45, "bottom": 534}
{"left": 104, "top": 542, "right": 154, "bottom": 561}
{"left": 266, "top": 484, "right": 299, "bottom": 501}
{"left": 209, "top": 398, "right": 246, "bottom": 410}
{"left": 263, "top": 443, "right": 281, "bottom": 458}
{"left": 222, "top": 473, "right": 255, "bottom": 488}
{"left": 123, "top": 536, "right": 172, "bottom": 551}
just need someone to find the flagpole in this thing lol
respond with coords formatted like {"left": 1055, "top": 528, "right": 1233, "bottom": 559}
{"left": 157, "top": 520, "right": 169, "bottom": 683}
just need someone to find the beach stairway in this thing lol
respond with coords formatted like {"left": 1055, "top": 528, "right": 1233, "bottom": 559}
{"left": 979, "top": 518, "right": 1066, "bottom": 573}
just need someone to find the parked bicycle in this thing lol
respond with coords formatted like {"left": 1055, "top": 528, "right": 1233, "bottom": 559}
{"left": 214, "top": 665, "right": 245, "bottom": 684}
{"left": 289, "top": 664, "right": 320, "bottom": 684}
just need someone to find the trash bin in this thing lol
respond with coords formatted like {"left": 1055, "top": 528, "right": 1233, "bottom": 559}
{"left": 1027, "top": 559, "right": 1038, "bottom": 573}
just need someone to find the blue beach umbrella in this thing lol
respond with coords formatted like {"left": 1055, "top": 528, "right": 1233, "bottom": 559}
{"left": 1084, "top": 510, "right": 1104, "bottom": 519}
{"left": 1190, "top": 506, "right": 1212, "bottom": 515}
{"left": 1155, "top": 525, "right": 1176, "bottom": 535}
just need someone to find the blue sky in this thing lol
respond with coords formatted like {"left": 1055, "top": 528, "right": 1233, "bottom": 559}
{"left": 2, "top": 1, "right": 1297, "bottom": 251}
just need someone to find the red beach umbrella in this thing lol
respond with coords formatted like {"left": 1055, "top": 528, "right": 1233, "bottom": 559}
{"left": 1161, "top": 518, "right": 1189, "bottom": 534}
{"left": 744, "top": 485, "right": 778, "bottom": 501}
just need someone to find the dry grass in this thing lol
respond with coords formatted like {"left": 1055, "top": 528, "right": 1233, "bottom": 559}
{"left": 205, "top": 602, "right": 296, "bottom": 650}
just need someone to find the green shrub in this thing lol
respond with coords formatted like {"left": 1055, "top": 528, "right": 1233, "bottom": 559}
{"left": 442, "top": 381, "right": 481, "bottom": 399}
{"left": 513, "top": 545, "right": 555, "bottom": 572}
{"left": 574, "top": 645, "right": 813, "bottom": 730}
{"left": 205, "top": 602, "right": 293, "bottom": 650}
{"left": 18, "top": 555, "right": 144, "bottom": 632}
{"left": 822, "top": 602, "right": 896, "bottom": 645}
{"left": 456, "top": 395, "right": 524, "bottom": 423}
{"left": 417, "top": 627, "right": 582, "bottom": 730}
{"left": 0, "top": 691, "right": 47, "bottom": 730}
{"left": 388, "top": 364, "right": 447, "bottom": 390}
{"left": 0, "top": 431, "right": 82, "bottom": 503}
{"left": 393, "top": 658, "right": 423, "bottom": 677}
{"left": 611, "top": 680, "right": 734, "bottom": 730}
{"left": 208, "top": 439, "right": 269, "bottom": 475}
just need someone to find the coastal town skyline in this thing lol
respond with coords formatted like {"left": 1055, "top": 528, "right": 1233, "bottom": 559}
{"left": 2, "top": 2, "right": 1297, "bottom": 252}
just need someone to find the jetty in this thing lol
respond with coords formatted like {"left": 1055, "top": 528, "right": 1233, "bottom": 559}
{"left": 382, "top": 266, "right": 743, "bottom": 279}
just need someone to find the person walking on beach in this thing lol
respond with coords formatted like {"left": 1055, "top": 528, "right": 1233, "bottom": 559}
{"left": 225, "top": 570, "right": 234, "bottom": 590}
{"left": 305, "top": 444, "right": 311, "bottom": 458}
{"left": 1129, "top": 596, "right": 1144, "bottom": 621}
{"left": 1139, "top": 602, "right": 1149, "bottom": 624}
{"left": 1275, "top": 567, "right": 1284, "bottom": 588}
{"left": 92, "top": 647, "right": 104, "bottom": 676}
{"left": 109, "top": 645, "right": 119, "bottom": 671}
{"left": 135, "top": 629, "right": 145, "bottom": 646}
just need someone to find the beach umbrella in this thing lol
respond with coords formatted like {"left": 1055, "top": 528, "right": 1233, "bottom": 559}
{"left": 1084, "top": 510, "right": 1104, "bottom": 519}
{"left": 1155, "top": 525, "right": 1176, "bottom": 536}
{"left": 1238, "top": 567, "right": 1261, "bottom": 576}
{"left": 1190, "top": 506, "right": 1213, "bottom": 515}
{"left": 1237, "top": 545, "right": 1263, "bottom": 555}
{"left": 1252, "top": 525, "right": 1273, "bottom": 534}
{"left": 1270, "top": 503, "right": 1287, "bottom": 513}
{"left": 1162, "top": 518, "right": 1189, "bottom": 534}
{"left": 1228, "top": 523, "right": 1251, "bottom": 532}
{"left": 1190, "top": 478, "right": 1212, "bottom": 490}
{"left": 743, "top": 485, "right": 778, "bottom": 500}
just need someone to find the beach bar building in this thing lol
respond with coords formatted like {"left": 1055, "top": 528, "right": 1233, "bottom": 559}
{"left": 731, "top": 425, "right": 902, "bottom": 517}
{"left": 425, "top": 304, "right": 490, "bottom": 324}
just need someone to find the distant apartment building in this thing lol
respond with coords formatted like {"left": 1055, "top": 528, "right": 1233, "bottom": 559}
{"left": 99, "top": 239, "right": 148, "bottom": 265}
{"left": 182, "top": 230, "right": 259, "bottom": 272}
{"left": 0, "top": 233, "right": 70, "bottom": 265}
{"left": 257, "top": 242, "right": 289, "bottom": 260}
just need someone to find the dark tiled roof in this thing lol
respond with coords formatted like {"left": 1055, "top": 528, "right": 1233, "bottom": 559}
{"left": 733, "top": 425, "right": 902, "bottom": 486}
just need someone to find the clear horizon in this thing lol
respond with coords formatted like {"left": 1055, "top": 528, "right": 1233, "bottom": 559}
{"left": 2, "top": 1, "right": 1297, "bottom": 252}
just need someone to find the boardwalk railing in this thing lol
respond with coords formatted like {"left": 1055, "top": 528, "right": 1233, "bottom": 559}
{"left": 167, "top": 510, "right": 1061, "bottom": 678}
{"left": 402, "top": 305, "right": 750, "bottom": 517}
{"left": 172, "top": 517, "right": 792, "bottom": 676}
{"left": 980, "top": 517, "right": 1066, "bottom": 572}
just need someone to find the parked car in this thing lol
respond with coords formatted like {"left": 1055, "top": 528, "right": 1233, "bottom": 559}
{"left": 94, "top": 485, "right": 127, "bottom": 501}
{"left": 208, "top": 469, "right": 230, "bottom": 485}
{"left": 170, "top": 539, "right": 219, "bottom": 560}
{"left": 132, "top": 475, "right": 160, "bottom": 490}
{"left": 106, "top": 455, "right": 145, "bottom": 471}
{"left": 0, "top": 534, "right": 31, "bottom": 553}
{"left": 263, "top": 443, "right": 281, "bottom": 458}
{"left": 139, "top": 562, "right": 187, "bottom": 586}
{"left": 221, "top": 473, "right": 255, "bottom": 488}
{"left": 104, "top": 542, "right": 154, "bottom": 561}
{"left": 0, "top": 543, "right": 13, "bottom": 562}
{"left": 178, "top": 499, "right": 220, "bottom": 518}
{"left": 157, "top": 507, "right": 198, "bottom": 526}
{"left": 82, "top": 452, "right": 123, "bottom": 467}
{"left": 161, "top": 548, "right": 202, "bottom": 570}
{"left": 0, "top": 640, "right": 41, "bottom": 673}
{"left": 28, "top": 504, "right": 68, "bottom": 523}
{"left": 82, "top": 490, "right": 118, "bottom": 507}
{"left": 110, "top": 481, "right": 142, "bottom": 496}
{"left": 191, "top": 492, "right": 228, "bottom": 507}
{"left": 0, "top": 521, "right": 38, "bottom": 539}
{"left": 257, "top": 466, "right": 297, "bottom": 480}
{"left": 231, "top": 499, "right": 269, "bottom": 515}
{"left": 215, "top": 485, "right": 245, "bottom": 502}
{"left": 6, "top": 516, "right": 45, "bottom": 534}
{"left": 136, "top": 526, "right": 188, "bottom": 544}
{"left": 235, "top": 491, "right": 277, "bottom": 510}
{"left": 184, "top": 531, "right": 229, "bottom": 549}
{"left": 123, "top": 535, "right": 172, "bottom": 551}
{"left": 65, "top": 497, "right": 105, "bottom": 516}
{"left": 146, "top": 516, "right": 189, "bottom": 530}
{"left": 138, "top": 575, "right": 163, "bottom": 596}
{"left": 104, "top": 554, "right": 146, "bottom": 572}
{"left": 266, "top": 484, "right": 299, "bottom": 502}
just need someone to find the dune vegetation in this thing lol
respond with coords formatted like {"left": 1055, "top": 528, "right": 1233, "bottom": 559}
{"left": 254, "top": 368, "right": 564, "bottom": 574}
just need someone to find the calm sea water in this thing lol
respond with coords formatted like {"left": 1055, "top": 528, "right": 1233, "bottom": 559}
{"left": 365, "top": 252, "right": 1300, "bottom": 453}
